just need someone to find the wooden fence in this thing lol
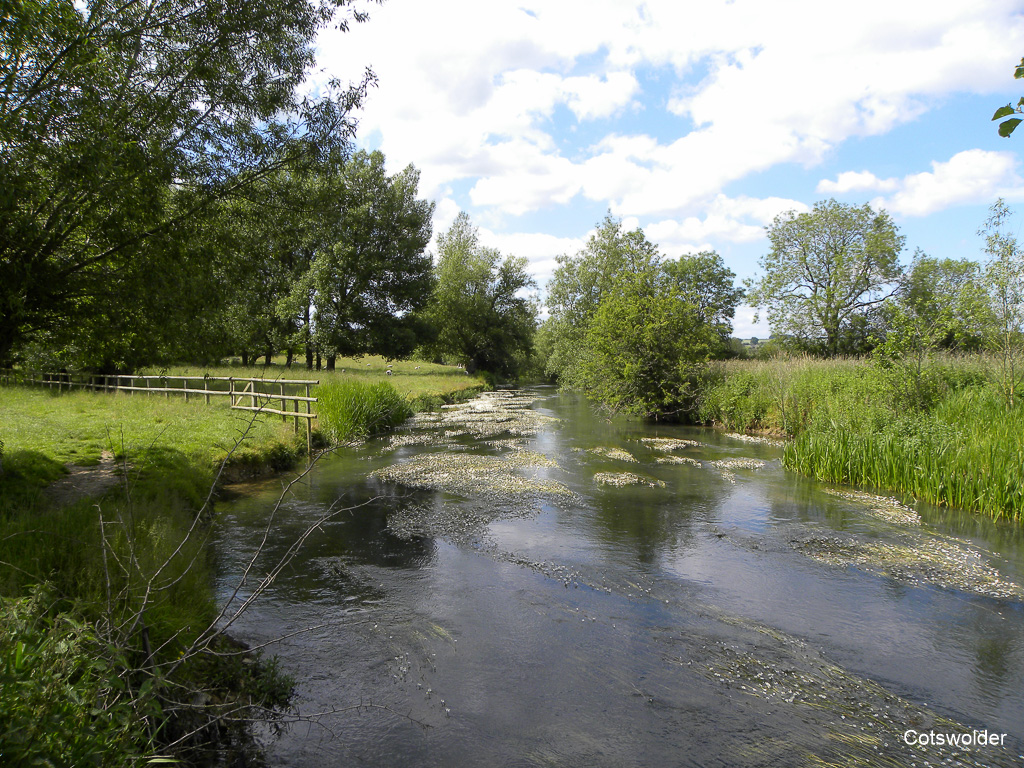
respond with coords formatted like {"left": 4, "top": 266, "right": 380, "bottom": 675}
{"left": 1, "top": 370, "right": 319, "bottom": 452}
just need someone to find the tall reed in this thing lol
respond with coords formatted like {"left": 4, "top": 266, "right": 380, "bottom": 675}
{"left": 699, "top": 354, "right": 1024, "bottom": 521}
{"left": 315, "top": 379, "right": 413, "bottom": 443}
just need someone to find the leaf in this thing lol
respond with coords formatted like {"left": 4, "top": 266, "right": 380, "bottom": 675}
{"left": 998, "top": 117, "right": 1022, "bottom": 138}
{"left": 992, "top": 104, "right": 1016, "bottom": 121}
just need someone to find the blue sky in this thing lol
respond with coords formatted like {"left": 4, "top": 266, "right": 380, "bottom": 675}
{"left": 318, "top": 0, "right": 1024, "bottom": 337}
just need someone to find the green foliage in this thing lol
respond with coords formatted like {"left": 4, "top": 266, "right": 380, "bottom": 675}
{"left": 662, "top": 251, "right": 744, "bottom": 353}
{"left": 544, "top": 214, "right": 743, "bottom": 418}
{"left": 991, "top": 57, "right": 1024, "bottom": 137}
{"left": 0, "top": 587, "right": 154, "bottom": 766}
{"left": 278, "top": 152, "right": 435, "bottom": 367}
{"left": 544, "top": 213, "right": 661, "bottom": 384}
{"left": 697, "top": 355, "right": 1024, "bottom": 520}
{"left": 747, "top": 199, "right": 904, "bottom": 356}
{"left": 979, "top": 199, "right": 1024, "bottom": 407}
{"left": 421, "top": 212, "right": 537, "bottom": 379}
{"left": 315, "top": 379, "right": 413, "bottom": 442}
{"left": 0, "top": 0, "right": 374, "bottom": 367}
{"left": 576, "top": 263, "right": 714, "bottom": 419}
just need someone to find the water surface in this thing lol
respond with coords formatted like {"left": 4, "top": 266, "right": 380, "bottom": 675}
{"left": 214, "top": 389, "right": 1024, "bottom": 767}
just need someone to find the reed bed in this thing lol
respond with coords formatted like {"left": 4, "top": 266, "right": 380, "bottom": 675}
{"left": 315, "top": 379, "right": 413, "bottom": 443}
{"left": 698, "top": 355, "right": 1024, "bottom": 521}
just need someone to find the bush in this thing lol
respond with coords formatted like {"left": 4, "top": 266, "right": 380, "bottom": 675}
{"left": 0, "top": 586, "right": 154, "bottom": 766}
{"left": 315, "top": 379, "right": 412, "bottom": 443}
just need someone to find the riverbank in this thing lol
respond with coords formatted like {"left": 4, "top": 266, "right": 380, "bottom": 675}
{"left": 696, "top": 355, "right": 1024, "bottom": 522}
{"left": 0, "top": 365, "right": 486, "bottom": 765}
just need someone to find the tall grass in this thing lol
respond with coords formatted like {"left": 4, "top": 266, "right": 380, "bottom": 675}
{"left": 315, "top": 379, "right": 413, "bottom": 442}
{"left": 698, "top": 354, "right": 1024, "bottom": 521}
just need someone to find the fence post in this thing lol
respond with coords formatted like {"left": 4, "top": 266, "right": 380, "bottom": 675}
{"left": 204, "top": 378, "right": 210, "bottom": 405}
{"left": 280, "top": 383, "right": 286, "bottom": 422}
{"left": 229, "top": 378, "right": 234, "bottom": 407}
{"left": 184, "top": 377, "right": 189, "bottom": 403}
{"left": 305, "top": 382, "right": 312, "bottom": 456}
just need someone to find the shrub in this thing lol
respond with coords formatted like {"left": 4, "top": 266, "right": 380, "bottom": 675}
{"left": 0, "top": 587, "right": 154, "bottom": 766}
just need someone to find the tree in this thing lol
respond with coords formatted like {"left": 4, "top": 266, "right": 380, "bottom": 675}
{"left": 875, "top": 251, "right": 990, "bottom": 409}
{"left": 662, "top": 251, "right": 744, "bottom": 353}
{"left": 881, "top": 251, "right": 989, "bottom": 352}
{"left": 979, "top": 199, "right": 1024, "bottom": 406}
{"left": 992, "top": 57, "right": 1024, "bottom": 137}
{"left": 422, "top": 213, "right": 537, "bottom": 378}
{"left": 576, "top": 264, "right": 714, "bottom": 419}
{"left": 747, "top": 199, "right": 904, "bottom": 356}
{"left": 280, "top": 152, "right": 435, "bottom": 369}
{"left": 544, "top": 213, "right": 661, "bottom": 383}
{"left": 0, "top": 0, "right": 374, "bottom": 366}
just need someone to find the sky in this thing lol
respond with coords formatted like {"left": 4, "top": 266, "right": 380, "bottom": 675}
{"left": 316, "top": 0, "right": 1024, "bottom": 337}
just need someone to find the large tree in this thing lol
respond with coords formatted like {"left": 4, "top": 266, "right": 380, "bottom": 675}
{"left": 576, "top": 263, "right": 714, "bottom": 419}
{"left": 544, "top": 213, "right": 661, "bottom": 384}
{"left": 422, "top": 213, "right": 537, "bottom": 378}
{"left": 0, "top": 0, "right": 373, "bottom": 366}
{"left": 279, "top": 151, "right": 435, "bottom": 369}
{"left": 747, "top": 199, "right": 904, "bottom": 356}
{"left": 662, "top": 251, "right": 744, "bottom": 354}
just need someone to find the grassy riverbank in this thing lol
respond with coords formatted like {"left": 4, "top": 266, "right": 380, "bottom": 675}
{"left": 697, "top": 355, "right": 1024, "bottom": 522}
{"left": 0, "top": 361, "right": 485, "bottom": 764}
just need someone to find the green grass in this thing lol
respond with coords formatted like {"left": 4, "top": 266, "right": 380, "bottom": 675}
{"left": 315, "top": 379, "right": 413, "bottom": 442}
{"left": 139, "top": 354, "right": 484, "bottom": 401}
{"left": 697, "top": 354, "right": 1024, "bottom": 521}
{"left": 0, "top": 387, "right": 312, "bottom": 763}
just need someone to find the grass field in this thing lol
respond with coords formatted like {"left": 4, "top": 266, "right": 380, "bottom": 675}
{"left": 139, "top": 354, "right": 484, "bottom": 401}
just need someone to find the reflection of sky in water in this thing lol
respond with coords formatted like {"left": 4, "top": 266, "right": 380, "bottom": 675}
{"left": 214, "top": 390, "right": 1024, "bottom": 767}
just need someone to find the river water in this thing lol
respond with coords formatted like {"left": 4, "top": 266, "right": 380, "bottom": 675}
{"left": 213, "top": 389, "right": 1024, "bottom": 767}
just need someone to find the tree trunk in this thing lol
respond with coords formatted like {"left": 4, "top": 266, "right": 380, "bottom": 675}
{"left": 326, "top": 355, "right": 336, "bottom": 371}
{"left": 304, "top": 304, "right": 313, "bottom": 370}
{"left": 285, "top": 348, "right": 294, "bottom": 368}
{"left": 315, "top": 353, "right": 321, "bottom": 371}
{"left": 241, "top": 350, "right": 249, "bottom": 366}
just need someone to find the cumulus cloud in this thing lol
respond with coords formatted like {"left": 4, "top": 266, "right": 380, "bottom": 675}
{"left": 314, "top": 0, "right": 1024, "bottom": 290}
{"left": 646, "top": 195, "right": 809, "bottom": 252}
{"left": 817, "top": 171, "right": 901, "bottom": 195}
{"left": 874, "top": 150, "right": 1024, "bottom": 216}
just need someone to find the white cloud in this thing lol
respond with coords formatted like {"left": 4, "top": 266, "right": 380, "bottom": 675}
{"left": 817, "top": 171, "right": 901, "bottom": 195}
{"left": 646, "top": 195, "right": 809, "bottom": 251}
{"left": 316, "top": 0, "right": 1024, "bottom": 281}
{"left": 872, "top": 149, "right": 1024, "bottom": 216}
{"left": 732, "top": 305, "right": 772, "bottom": 340}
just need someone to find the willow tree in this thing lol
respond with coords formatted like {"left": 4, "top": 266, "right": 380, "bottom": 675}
{"left": 0, "top": 0, "right": 375, "bottom": 366}
{"left": 278, "top": 152, "right": 435, "bottom": 369}
{"left": 422, "top": 213, "right": 537, "bottom": 378}
{"left": 544, "top": 213, "right": 661, "bottom": 384}
{"left": 747, "top": 200, "right": 904, "bottom": 356}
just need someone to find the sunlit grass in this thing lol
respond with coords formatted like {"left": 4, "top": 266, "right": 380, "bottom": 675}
{"left": 139, "top": 354, "right": 484, "bottom": 401}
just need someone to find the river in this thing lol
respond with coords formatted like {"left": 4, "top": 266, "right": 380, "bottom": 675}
{"left": 213, "top": 388, "right": 1024, "bottom": 767}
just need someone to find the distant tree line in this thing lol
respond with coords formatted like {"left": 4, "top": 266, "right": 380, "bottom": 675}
{"left": 539, "top": 199, "right": 1023, "bottom": 420}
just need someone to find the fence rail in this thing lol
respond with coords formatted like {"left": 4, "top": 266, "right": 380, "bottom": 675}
{"left": 1, "top": 369, "right": 319, "bottom": 452}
